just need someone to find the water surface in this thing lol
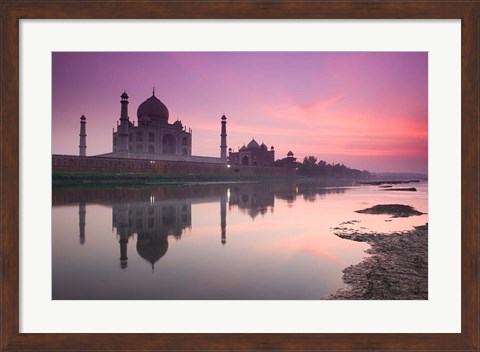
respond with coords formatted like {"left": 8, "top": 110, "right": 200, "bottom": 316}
{"left": 52, "top": 181, "right": 427, "bottom": 299}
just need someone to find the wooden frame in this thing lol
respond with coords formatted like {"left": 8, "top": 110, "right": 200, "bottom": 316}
{"left": 1, "top": 1, "right": 478, "bottom": 350}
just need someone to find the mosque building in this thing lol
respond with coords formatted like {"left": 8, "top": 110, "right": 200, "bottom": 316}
{"left": 228, "top": 139, "right": 275, "bottom": 166}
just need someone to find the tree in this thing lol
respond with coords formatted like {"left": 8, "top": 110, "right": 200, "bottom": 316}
{"left": 299, "top": 156, "right": 318, "bottom": 175}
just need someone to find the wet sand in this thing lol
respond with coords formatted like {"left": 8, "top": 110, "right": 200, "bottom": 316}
{"left": 325, "top": 224, "right": 428, "bottom": 300}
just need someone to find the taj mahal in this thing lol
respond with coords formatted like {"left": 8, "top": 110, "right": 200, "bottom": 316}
{"left": 91, "top": 89, "right": 228, "bottom": 164}
{"left": 76, "top": 89, "right": 293, "bottom": 168}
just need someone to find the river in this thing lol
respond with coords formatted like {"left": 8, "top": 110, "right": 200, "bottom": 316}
{"left": 52, "top": 180, "right": 428, "bottom": 299}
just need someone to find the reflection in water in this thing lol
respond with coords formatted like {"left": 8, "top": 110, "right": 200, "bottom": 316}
{"left": 55, "top": 183, "right": 348, "bottom": 272}
{"left": 229, "top": 184, "right": 275, "bottom": 219}
{"left": 53, "top": 181, "right": 426, "bottom": 299}
{"left": 78, "top": 202, "right": 86, "bottom": 245}
{"left": 112, "top": 198, "right": 191, "bottom": 270}
{"left": 220, "top": 192, "right": 227, "bottom": 245}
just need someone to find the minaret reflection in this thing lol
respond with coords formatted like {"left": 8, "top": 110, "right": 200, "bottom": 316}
{"left": 78, "top": 202, "right": 86, "bottom": 245}
{"left": 111, "top": 196, "right": 191, "bottom": 270}
{"left": 220, "top": 191, "right": 227, "bottom": 245}
{"left": 113, "top": 202, "right": 131, "bottom": 269}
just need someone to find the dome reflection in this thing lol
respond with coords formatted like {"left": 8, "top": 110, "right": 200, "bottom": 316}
{"left": 112, "top": 198, "right": 191, "bottom": 269}
{"left": 62, "top": 182, "right": 350, "bottom": 271}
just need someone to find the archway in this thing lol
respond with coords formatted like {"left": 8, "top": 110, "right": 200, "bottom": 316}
{"left": 162, "top": 134, "right": 176, "bottom": 154}
{"left": 241, "top": 155, "right": 249, "bottom": 165}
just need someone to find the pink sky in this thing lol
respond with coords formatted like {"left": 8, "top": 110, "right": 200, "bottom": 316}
{"left": 52, "top": 52, "right": 427, "bottom": 173}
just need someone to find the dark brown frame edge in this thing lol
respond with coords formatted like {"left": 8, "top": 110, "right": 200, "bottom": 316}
{"left": 1, "top": 1, "right": 478, "bottom": 351}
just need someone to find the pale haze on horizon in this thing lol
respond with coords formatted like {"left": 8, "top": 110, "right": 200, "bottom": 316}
{"left": 52, "top": 52, "right": 428, "bottom": 174}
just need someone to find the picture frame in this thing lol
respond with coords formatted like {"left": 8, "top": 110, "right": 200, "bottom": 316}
{"left": 1, "top": 1, "right": 478, "bottom": 351}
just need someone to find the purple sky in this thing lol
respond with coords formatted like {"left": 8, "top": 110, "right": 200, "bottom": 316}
{"left": 52, "top": 52, "right": 428, "bottom": 173}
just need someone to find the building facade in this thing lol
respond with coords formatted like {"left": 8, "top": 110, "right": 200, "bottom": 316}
{"left": 228, "top": 139, "right": 275, "bottom": 166}
{"left": 68, "top": 89, "right": 298, "bottom": 174}
{"left": 111, "top": 90, "right": 193, "bottom": 157}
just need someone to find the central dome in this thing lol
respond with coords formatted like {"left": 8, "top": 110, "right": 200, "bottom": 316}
{"left": 137, "top": 94, "right": 169, "bottom": 123}
{"left": 247, "top": 139, "right": 260, "bottom": 149}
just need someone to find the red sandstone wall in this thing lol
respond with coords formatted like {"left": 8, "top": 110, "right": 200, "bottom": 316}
{"left": 52, "top": 155, "right": 296, "bottom": 177}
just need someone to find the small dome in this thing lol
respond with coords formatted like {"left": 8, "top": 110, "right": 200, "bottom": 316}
{"left": 80, "top": 114, "right": 86, "bottom": 120}
{"left": 221, "top": 114, "right": 227, "bottom": 120}
{"left": 240, "top": 145, "right": 247, "bottom": 151}
{"left": 247, "top": 139, "right": 259, "bottom": 149}
{"left": 137, "top": 94, "right": 169, "bottom": 123}
{"left": 173, "top": 120, "right": 183, "bottom": 129}
{"left": 260, "top": 142, "right": 267, "bottom": 150}
{"left": 121, "top": 91, "right": 129, "bottom": 99}
{"left": 287, "top": 151, "right": 294, "bottom": 157}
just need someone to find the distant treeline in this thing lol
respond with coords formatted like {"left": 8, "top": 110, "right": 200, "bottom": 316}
{"left": 275, "top": 155, "right": 371, "bottom": 179}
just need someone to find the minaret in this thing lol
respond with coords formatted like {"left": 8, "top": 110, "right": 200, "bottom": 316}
{"left": 220, "top": 114, "right": 227, "bottom": 161}
{"left": 117, "top": 91, "right": 130, "bottom": 153}
{"left": 79, "top": 115, "right": 87, "bottom": 156}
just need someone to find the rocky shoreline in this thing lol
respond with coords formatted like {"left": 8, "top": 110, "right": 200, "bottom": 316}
{"left": 325, "top": 224, "right": 428, "bottom": 300}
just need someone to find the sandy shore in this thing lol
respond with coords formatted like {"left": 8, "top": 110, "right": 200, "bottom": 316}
{"left": 325, "top": 224, "right": 428, "bottom": 300}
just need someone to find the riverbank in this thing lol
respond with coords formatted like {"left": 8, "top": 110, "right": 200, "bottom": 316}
{"left": 325, "top": 224, "right": 428, "bottom": 300}
{"left": 52, "top": 171, "right": 295, "bottom": 186}
{"left": 52, "top": 171, "right": 365, "bottom": 187}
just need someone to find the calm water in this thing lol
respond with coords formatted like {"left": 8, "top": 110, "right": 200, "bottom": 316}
{"left": 52, "top": 180, "right": 428, "bottom": 299}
